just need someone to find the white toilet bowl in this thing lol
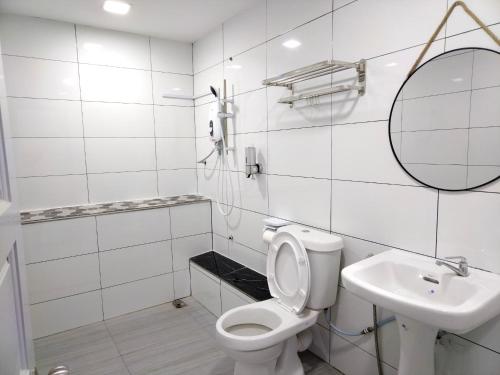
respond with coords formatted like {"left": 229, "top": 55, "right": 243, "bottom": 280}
{"left": 215, "top": 225, "right": 343, "bottom": 375}
{"left": 216, "top": 298, "right": 319, "bottom": 375}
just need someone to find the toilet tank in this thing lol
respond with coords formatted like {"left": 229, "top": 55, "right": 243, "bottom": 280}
{"left": 278, "top": 225, "right": 343, "bottom": 310}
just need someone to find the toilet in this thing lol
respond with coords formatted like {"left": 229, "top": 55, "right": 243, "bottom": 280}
{"left": 215, "top": 224, "right": 343, "bottom": 375}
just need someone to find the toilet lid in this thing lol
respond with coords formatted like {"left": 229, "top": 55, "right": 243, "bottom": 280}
{"left": 267, "top": 231, "right": 310, "bottom": 314}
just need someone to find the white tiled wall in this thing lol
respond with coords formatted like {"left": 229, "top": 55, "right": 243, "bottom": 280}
{"left": 22, "top": 201, "right": 211, "bottom": 338}
{"left": 0, "top": 14, "right": 196, "bottom": 210}
{"left": 194, "top": 1, "right": 500, "bottom": 374}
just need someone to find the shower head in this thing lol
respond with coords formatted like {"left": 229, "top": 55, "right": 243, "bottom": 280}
{"left": 210, "top": 86, "right": 218, "bottom": 97}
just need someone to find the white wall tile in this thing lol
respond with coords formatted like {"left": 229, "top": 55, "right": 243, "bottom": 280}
{"left": 333, "top": 41, "right": 445, "bottom": 125}
{"left": 435, "top": 334, "right": 500, "bottom": 375}
{"left": 100, "top": 241, "right": 172, "bottom": 287}
{"left": 229, "top": 241, "right": 266, "bottom": 275}
{"left": 331, "top": 180, "right": 438, "bottom": 255}
{"left": 22, "top": 217, "right": 98, "bottom": 264}
{"left": 337, "top": 235, "right": 392, "bottom": 275}
{"left": 232, "top": 171, "right": 268, "bottom": 214}
{"left": 224, "top": 44, "right": 266, "bottom": 96}
{"left": 8, "top": 98, "right": 83, "bottom": 137}
{"left": 213, "top": 233, "right": 229, "bottom": 255}
{"left": 269, "top": 126, "right": 331, "bottom": 178}
{"left": 156, "top": 138, "right": 196, "bottom": 170}
{"left": 87, "top": 171, "right": 158, "bottom": 203}
{"left": 26, "top": 253, "right": 100, "bottom": 303}
{"left": 152, "top": 71, "right": 193, "bottom": 106}
{"left": 13, "top": 138, "right": 86, "bottom": 177}
{"left": 85, "top": 138, "right": 156, "bottom": 173}
{"left": 228, "top": 208, "right": 268, "bottom": 253}
{"left": 193, "top": 63, "right": 223, "bottom": 99}
{"left": 445, "top": 0, "right": 500, "bottom": 37}
{"left": 102, "top": 273, "right": 174, "bottom": 319}
{"left": 79, "top": 64, "right": 152, "bottom": 104}
{"left": 223, "top": 2, "right": 266, "bottom": 58}
{"left": 82, "top": 102, "right": 155, "bottom": 137}
{"left": 0, "top": 14, "right": 77, "bottom": 61}
{"left": 170, "top": 202, "right": 211, "bottom": 238}
{"left": 229, "top": 88, "right": 267, "bottom": 134}
{"left": 154, "top": 105, "right": 195, "bottom": 137}
{"left": 268, "top": 175, "right": 331, "bottom": 230}
{"left": 96, "top": 208, "right": 171, "bottom": 250}
{"left": 150, "top": 37, "right": 193, "bottom": 74}
{"left": 330, "top": 334, "right": 397, "bottom": 375}
{"left": 3, "top": 56, "right": 80, "bottom": 100}
{"left": 309, "top": 324, "right": 330, "bottom": 363}
{"left": 190, "top": 264, "right": 221, "bottom": 316}
{"left": 30, "top": 291, "right": 102, "bottom": 339}
{"left": 16, "top": 175, "right": 89, "bottom": 211}
{"left": 212, "top": 205, "right": 228, "bottom": 237}
{"left": 76, "top": 26, "right": 150, "bottom": 69}
{"left": 267, "top": 0, "right": 332, "bottom": 39}
{"left": 193, "top": 26, "right": 223, "bottom": 73}
{"left": 267, "top": 14, "right": 332, "bottom": 78}
{"left": 332, "top": 0, "right": 446, "bottom": 61}
{"left": 172, "top": 233, "right": 212, "bottom": 271}
{"left": 173, "top": 269, "right": 191, "bottom": 299}
{"left": 437, "top": 191, "right": 500, "bottom": 273}
{"left": 158, "top": 169, "right": 197, "bottom": 197}
{"left": 332, "top": 122, "right": 417, "bottom": 185}
{"left": 445, "top": 24, "right": 500, "bottom": 51}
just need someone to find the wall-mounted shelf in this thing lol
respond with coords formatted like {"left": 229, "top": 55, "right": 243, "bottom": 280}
{"left": 262, "top": 59, "right": 366, "bottom": 107}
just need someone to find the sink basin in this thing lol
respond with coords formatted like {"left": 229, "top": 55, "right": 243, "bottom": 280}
{"left": 341, "top": 249, "right": 500, "bottom": 375}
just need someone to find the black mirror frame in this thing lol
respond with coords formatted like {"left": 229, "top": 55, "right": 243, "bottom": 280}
{"left": 388, "top": 47, "right": 500, "bottom": 191}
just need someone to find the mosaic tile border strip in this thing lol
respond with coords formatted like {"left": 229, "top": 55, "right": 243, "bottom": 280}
{"left": 21, "top": 195, "right": 210, "bottom": 224}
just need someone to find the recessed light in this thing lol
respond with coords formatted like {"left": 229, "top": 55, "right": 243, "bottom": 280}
{"left": 282, "top": 39, "right": 301, "bottom": 49}
{"left": 103, "top": 0, "right": 131, "bottom": 15}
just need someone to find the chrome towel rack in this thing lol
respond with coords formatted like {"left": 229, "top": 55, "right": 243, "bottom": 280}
{"left": 263, "top": 59, "right": 366, "bottom": 107}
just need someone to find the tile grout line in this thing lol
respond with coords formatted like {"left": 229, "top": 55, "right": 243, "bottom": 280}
{"left": 148, "top": 37, "right": 161, "bottom": 197}
{"left": 72, "top": 24, "right": 91, "bottom": 204}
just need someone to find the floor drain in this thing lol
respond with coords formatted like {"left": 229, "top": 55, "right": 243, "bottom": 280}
{"left": 47, "top": 365, "right": 69, "bottom": 375}
{"left": 172, "top": 299, "right": 186, "bottom": 308}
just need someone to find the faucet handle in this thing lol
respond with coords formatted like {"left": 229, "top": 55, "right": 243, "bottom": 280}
{"left": 445, "top": 256, "right": 467, "bottom": 263}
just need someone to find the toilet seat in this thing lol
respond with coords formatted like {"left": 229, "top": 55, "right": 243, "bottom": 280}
{"left": 216, "top": 298, "right": 319, "bottom": 352}
{"left": 267, "top": 231, "right": 310, "bottom": 314}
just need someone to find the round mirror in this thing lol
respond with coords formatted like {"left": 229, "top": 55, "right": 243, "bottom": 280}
{"left": 389, "top": 48, "right": 500, "bottom": 191}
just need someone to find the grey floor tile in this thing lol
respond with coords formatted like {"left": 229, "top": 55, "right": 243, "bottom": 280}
{"left": 34, "top": 322, "right": 129, "bottom": 375}
{"left": 34, "top": 298, "right": 341, "bottom": 375}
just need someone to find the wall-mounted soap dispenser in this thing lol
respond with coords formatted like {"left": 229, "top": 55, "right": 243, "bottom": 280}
{"left": 245, "top": 146, "right": 260, "bottom": 178}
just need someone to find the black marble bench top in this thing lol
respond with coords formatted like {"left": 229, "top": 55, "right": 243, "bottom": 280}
{"left": 190, "top": 251, "right": 271, "bottom": 302}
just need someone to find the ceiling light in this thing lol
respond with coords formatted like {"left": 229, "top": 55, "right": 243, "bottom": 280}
{"left": 282, "top": 39, "right": 301, "bottom": 49}
{"left": 226, "top": 64, "right": 242, "bottom": 70}
{"left": 103, "top": 0, "right": 131, "bottom": 15}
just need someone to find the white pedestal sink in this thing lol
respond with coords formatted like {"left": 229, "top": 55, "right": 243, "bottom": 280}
{"left": 341, "top": 249, "right": 500, "bottom": 375}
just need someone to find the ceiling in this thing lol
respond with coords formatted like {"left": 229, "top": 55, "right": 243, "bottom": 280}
{"left": 0, "top": 0, "right": 263, "bottom": 42}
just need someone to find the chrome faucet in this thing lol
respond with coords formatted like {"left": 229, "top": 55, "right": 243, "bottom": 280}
{"left": 435, "top": 256, "right": 469, "bottom": 277}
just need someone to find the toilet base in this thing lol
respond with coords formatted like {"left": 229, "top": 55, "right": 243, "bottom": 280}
{"left": 232, "top": 336, "right": 304, "bottom": 375}
{"left": 276, "top": 336, "right": 304, "bottom": 375}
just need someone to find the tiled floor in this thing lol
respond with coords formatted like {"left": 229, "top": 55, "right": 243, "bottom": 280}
{"left": 34, "top": 297, "right": 342, "bottom": 375}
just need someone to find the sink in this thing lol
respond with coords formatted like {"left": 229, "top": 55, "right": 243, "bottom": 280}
{"left": 341, "top": 249, "right": 500, "bottom": 375}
